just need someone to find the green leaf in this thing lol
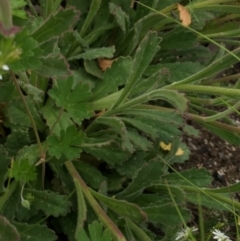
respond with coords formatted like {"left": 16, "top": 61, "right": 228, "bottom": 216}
{"left": 0, "top": 215, "right": 20, "bottom": 241}
{"left": 82, "top": 144, "right": 130, "bottom": 166}
{"left": 126, "top": 218, "right": 152, "bottom": 241}
{"left": 13, "top": 222, "right": 57, "bottom": 241}
{"left": 163, "top": 168, "right": 212, "bottom": 187}
{"left": 161, "top": 29, "right": 197, "bottom": 50}
{"left": 48, "top": 76, "right": 93, "bottom": 124}
{"left": 121, "top": 117, "right": 159, "bottom": 139}
{"left": 5, "top": 128, "right": 31, "bottom": 157}
{"left": 186, "top": 193, "right": 232, "bottom": 211}
{"left": 122, "top": 116, "right": 182, "bottom": 142}
{"left": 32, "top": 7, "right": 80, "bottom": 44}
{"left": 127, "top": 129, "right": 153, "bottom": 151}
{"left": 16, "top": 144, "right": 44, "bottom": 165}
{"left": 120, "top": 108, "right": 183, "bottom": 126}
{"left": 109, "top": 3, "right": 129, "bottom": 33}
{"left": 9, "top": 29, "right": 42, "bottom": 71}
{"left": 0, "top": 146, "right": 10, "bottom": 193}
{"left": 5, "top": 97, "right": 46, "bottom": 131}
{"left": 10, "top": 159, "right": 37, "bottom": 183}
{"left": 116, "top": 152, "right": 147, "bottom": 179}
{"left": 190, "top": 10, "right": 215, "bottom": 30}
{"left": 95, "top": 117, "right": 134, "bottom": 153}
{"left": 84, "top": 59, "right": 104, "bottom": 79}
{"left": 58, "top": 213, "right": 76, "bottom": 241}
{"left": 131, "top": 68, "right": 170, "bottom": 97}
{"left": 80, "top": 0, "right": 102, "bottom": 36}
{"left": 73, "top": 161, "right": 106, "bottom": 189}
{"left": 25, "top": 189, "right": 71, "bottom": 216}
{"left": 68, "top": 46, "right": 115, "bottom": 61}
{"left": 116, "top": 159, "right": 166, "bottom": 200}
{"left": 40, "top": 103, "right": 73, "bottom": 136}
{"left": 143, "top": 204, "right": 191, "bottom": 226}
{"left": 76, "top": 221, "right": 112, "bottom": 241}
{"left": 114, "top": 31, "right": 161, "bottom": 106}
{"left": 19, "top": 82, "right": 44, "bottom": 103}
{"left": 198, "top": 121, "right": 240, "bottom": 145}
{"left": 47, "top": 125, "right": 85, "bottom": 159}
{"left": 121, "top": 89, "right": 188, "bottom": 114}
{"left": 172, "top": 48, "right": 240, "bottom": 85}
{"left": 10, "top": 0, "right": 27, "bottom": 19}
{"left": 0, "top": 81, "right": 17, "bottom": 102}
{"left": 90, "top": 189, "right": 147, "bottom": 223}
{"left": 145, "top": 62, "right": 204, "bottom": 83}
{"left": 118, "top": 14, "right": 161, "bottom": 56}
{"left": 37, "top": 54, "right": 71, "bottom": 79}
{"left": 92, "top": 56, "right": 132, "bottom": 100}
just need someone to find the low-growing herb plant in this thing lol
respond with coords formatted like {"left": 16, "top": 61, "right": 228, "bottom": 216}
{"left": 0, "top": 0, "right": 240, "bottom": 240}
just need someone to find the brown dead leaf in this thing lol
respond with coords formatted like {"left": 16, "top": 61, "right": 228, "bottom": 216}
{"left": 98, "top": 58, "right": 113, "bottom": 72}
{"left": 177, "top": 4, "right": 191, "bottom": 27}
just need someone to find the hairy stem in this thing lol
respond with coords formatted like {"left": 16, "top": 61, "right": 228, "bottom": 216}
{"left": 65, "top": 161, "right": 126, "bottom": 241}
{"left": 11, "top": 72, "right": 46, "bottom": 189}
{"left": 166, "top": 84, "right": 240, "bottom": 98}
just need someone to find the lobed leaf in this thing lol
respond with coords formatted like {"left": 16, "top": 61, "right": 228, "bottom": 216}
{"left": 48, "top": 76, "right": 93, "bottom": 124}
{"left": 10, "top": 159, "right": 37, "bottom": 183}
{"left": 40, "top": 104, "right": 73, "bottom": 136}
{"left": 76, "top": 221, "right": 112, "bottom": 241}
{"left": 47, "top": 125, "right": 85, "bottom": 160}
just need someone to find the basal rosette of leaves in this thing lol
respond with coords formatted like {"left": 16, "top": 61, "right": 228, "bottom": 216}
{"left": 0, "top": 0, "right": 240, "bottom": 241}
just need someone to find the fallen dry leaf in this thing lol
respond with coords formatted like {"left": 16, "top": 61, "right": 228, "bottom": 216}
{"left": 177, "top": 3, "right": 191, "bottom": 27}
{"left": 159, "top": 141, "right": 184, "bottom": 156}
{"left": 160, "top": 141, "right": 172, "bottom": 151}
{"left": 98, "top": 58, "right": 113, "bottom": 72}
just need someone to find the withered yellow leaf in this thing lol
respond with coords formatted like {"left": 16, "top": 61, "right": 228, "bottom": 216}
{"left": 98, "top": 58, "right": 113, "bottom": 72}
{"left": 159, "top": 141, "right": 172, "bottom": 151}
{"left": 175, "top": 148, "right": 184, "bottom": 156}
{"left": 177, "top": 4, "right": 191, "bottom": 27}
{"left": 159, "top": 141, "right": 184, "bottom": 156}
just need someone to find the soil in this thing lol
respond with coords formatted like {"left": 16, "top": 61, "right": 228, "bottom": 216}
{"left": 178, "top": 121, "right": 240, "bottom": 189}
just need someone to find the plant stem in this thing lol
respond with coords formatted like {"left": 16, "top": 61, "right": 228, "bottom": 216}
{"left": 65, "top": 161, "right": 126, "bottom": 241}
{"left": 11, "top": 72, "right": 46, "bottom": 189}
{"left": 201, "top": 73, "right": 240, "bottom": 85}
{"left": 166, "top": 84, "right": 240, "bottom": 98}
{"left": 50, "top": 107, "right": 64, "bottom": 134}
